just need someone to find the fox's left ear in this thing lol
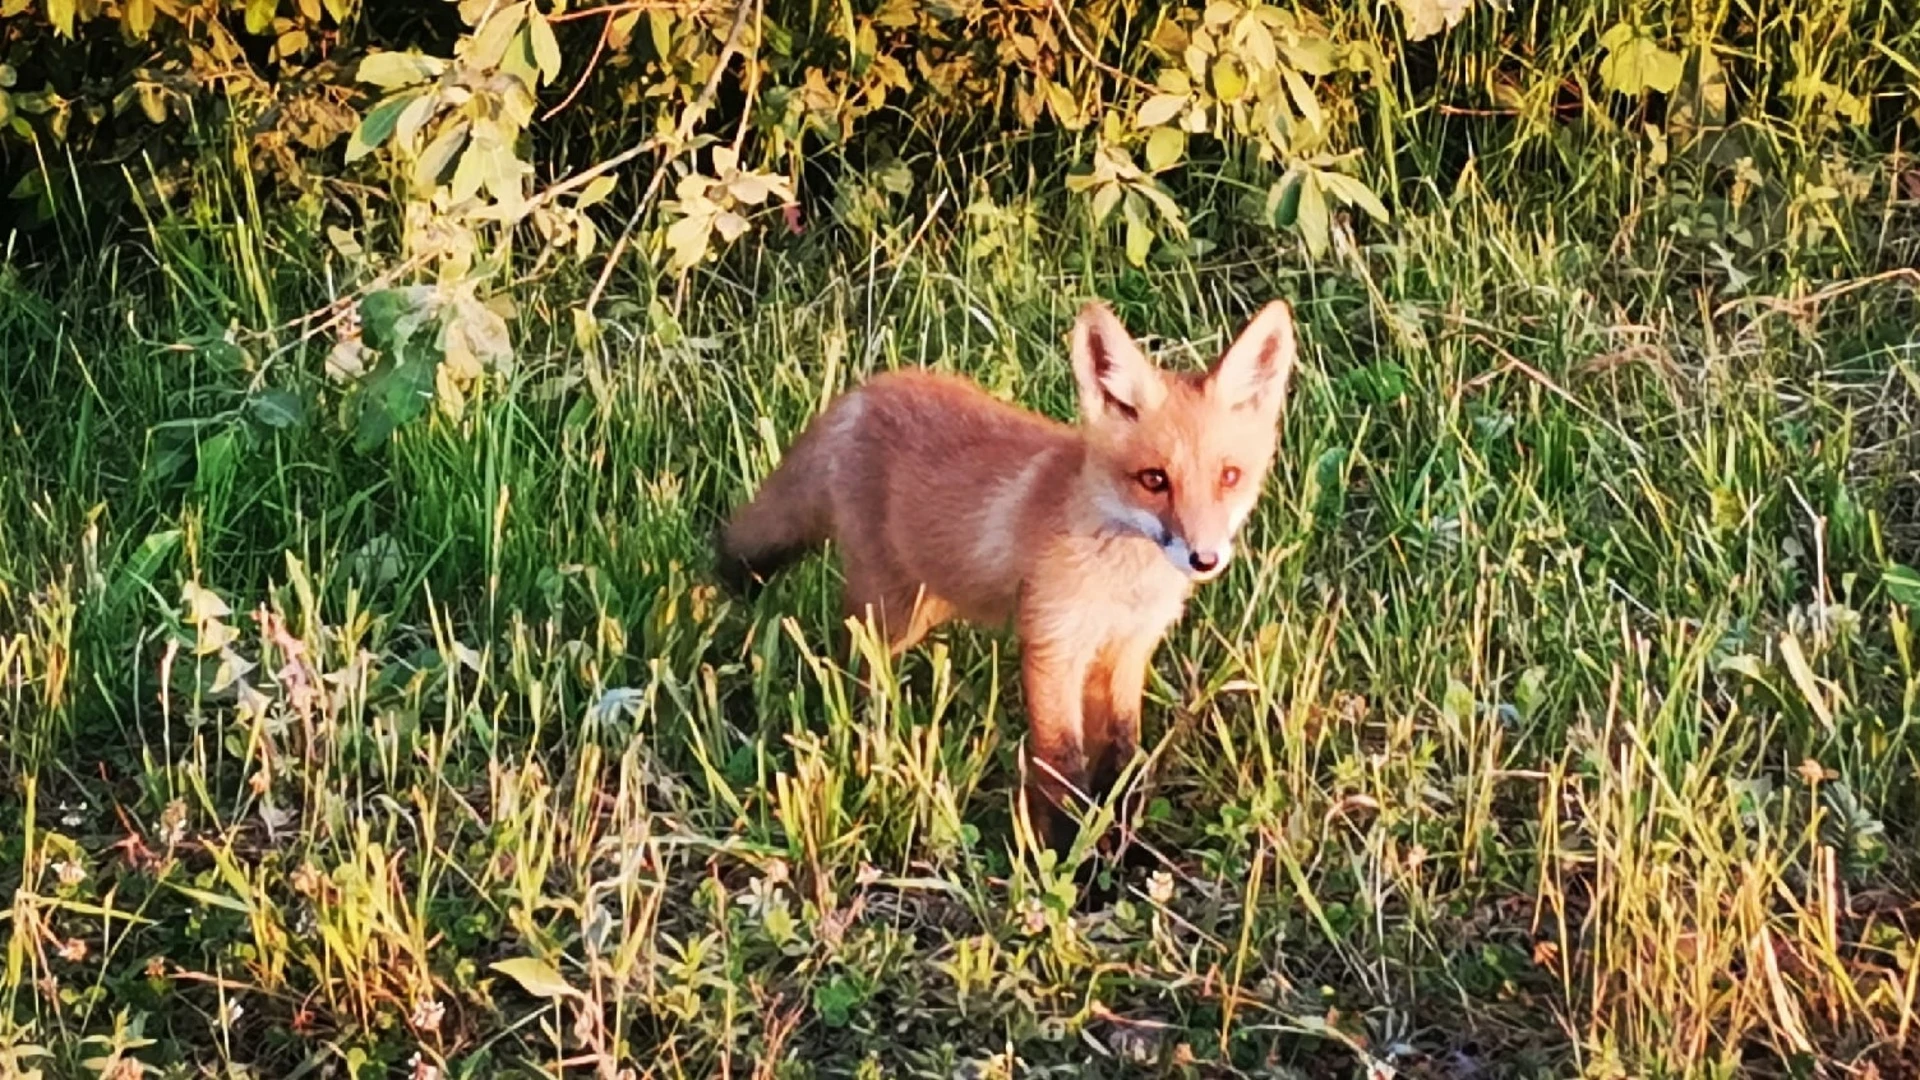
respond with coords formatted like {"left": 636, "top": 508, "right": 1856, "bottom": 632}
{"left": 1207, "top": 300, "right": 1298, "bottom": 423}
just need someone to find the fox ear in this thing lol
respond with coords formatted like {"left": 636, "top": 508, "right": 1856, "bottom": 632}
{"left": 1070, "top": 301, "right": 1165, "bottom": 424}
{"left": 1207, "top": 300, "right": 1298, "bottom": 422}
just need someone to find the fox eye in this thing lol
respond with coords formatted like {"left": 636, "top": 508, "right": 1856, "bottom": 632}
{"left": 1221, "top": 466, "right": 1242, "bottom": 487}
{"left": 1136, "top": 468, "right": 1169, "bottom": 494}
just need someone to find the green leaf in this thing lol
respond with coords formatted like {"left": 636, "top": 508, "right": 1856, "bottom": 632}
{"left": 354, "top": 345, "right": 437, "bottom": 452}
{"left": 345, "top": 92, "right": 420, "bottom": 162}
{"left": 1265, "top": 173, "right": 1302, "bottom": 227}
{"left": 1885, "top": 564, "right": 1920, "bottom": 608}
{"left": 1514, "top": 665, "right": 1548, "bottom": 720}
{"left": 529, "top": 13, "right": 562, "bottom": 85}
{"left": 247, "top": 388, "right": 305, "bottom": 429}
{"left": 48, "top": 0, "right": 76, "bottom": 37}
{"left": 490, "top": 957, "right": 578, "bottom": 999}
{"left": 1144, "top": 127, "right": 1185, "bottom": 172}
{"left": 812, "top": 974, "right": 863, "bottom": 1027}
{"left": 109, "top": 529, "right": 182, "bottom": 611}
{"left": 356, "top": 51, "right": 444, "bottom": 90}
{"left": 360, "top": 286, "right": 438, "bottom": 351}
{"left": 1136, "top": 93, "right": 1188, "bottom": 128}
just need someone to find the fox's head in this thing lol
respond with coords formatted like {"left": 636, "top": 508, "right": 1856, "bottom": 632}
{"left": 1069, "top": 299, "right": 1298, "bottom": 582}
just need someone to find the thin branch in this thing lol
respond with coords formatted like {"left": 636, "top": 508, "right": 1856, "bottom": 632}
{"left": 585, "top": 0, "right": 757, "bottom": 315}
{"left": 1049, "top": 0, "right": 1155, "bottom": 95}
{"left": 540, "top": 8, "right": 612, "bottom": 121}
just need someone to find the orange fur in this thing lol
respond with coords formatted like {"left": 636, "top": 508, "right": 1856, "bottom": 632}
{"left": 717, "top": 300, "right": 1300, "bottom": 854}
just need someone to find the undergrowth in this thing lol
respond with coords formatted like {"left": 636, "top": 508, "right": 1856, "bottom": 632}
{"left": 4, "top": 7, "right": 1920, "bottom": 1075}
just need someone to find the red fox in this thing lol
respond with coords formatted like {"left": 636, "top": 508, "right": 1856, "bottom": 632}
{"left": 716, "top": 300, "right": 1299, "bottom": 855}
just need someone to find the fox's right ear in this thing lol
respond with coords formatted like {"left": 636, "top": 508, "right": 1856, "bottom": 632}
{"left": 1070, "top": 302, "right": 1164, "bottom": 424}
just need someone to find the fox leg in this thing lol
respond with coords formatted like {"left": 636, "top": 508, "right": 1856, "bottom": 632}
{"left": 836, "top": 555, "right": 953, "bottom": 714}
{"left": 839, "top": 552, "right": 952, "bottom": 656}
{"left": 1017, "top": 602, "right": 1095, "bottom": 860}
{"left": 1085, "top": 635, "right": 1157, "bottom": 804}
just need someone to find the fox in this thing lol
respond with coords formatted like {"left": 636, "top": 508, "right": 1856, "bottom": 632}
{"left": 715, "top": 299, "right": 1299, "bottom": 857}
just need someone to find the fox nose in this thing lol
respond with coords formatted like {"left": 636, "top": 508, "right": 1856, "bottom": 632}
{"left": 1189, "top": 550, "right": 1220, "bottom": 574}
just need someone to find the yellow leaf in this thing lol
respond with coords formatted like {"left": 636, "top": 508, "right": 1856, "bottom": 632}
{"left": 413, "top": 119, "right": 469, "bottom": 186}
{"left": 1123, "top": 199, "right": 1153, "bottom": 266}
{"left": 246, "top": 0, "right": 276, "bottom": 35}
{"left": 1046, "top": 82, "right": 1082, "bottom": 129}
{"left": 713, "top": 210, "right": 749, "bottom": 243}
{"left": 181, "top": 582, "right": 231, "bottom": 622}
{"left": 1145, "top": 127, "right": 1185, "bottom": 172}
{"left": 1213, "top": 55, "right": 1247, "bottom": 102}
{"left": 356, "top": 52, "right": 445, "bottom": 90}
{"left": 466, "top": 3, "right": 529, "bottom": 70}
{"left": 664, "top": 211, "right": 713, "bottom": 270}
{"left": 1778, "top": 633, "right": 1834, "bottom": 732}
{"left": 728, "top": 173, "right": 774, "bottom": 205}
{"left": 124, "top": 0, "right": 155, "bottom": 38}
{"left": 1396, "top": 0, "right": 1472, "bottom": 42}
{"left": 1598, "top": 26, "right": 1683, "bottom": 95}
{"left": 1296, "top": 170, "right": 1329, "bottom": 259}
{"left": 1090, "top": 180, "right": 1122, "bottom": 224}
{"left": 1203, "top": 1, "right": 1240, "bottom": 28}
{"left": 576, "top": 174, "right": 617, "bottom": 209}
{"left": 1136, "top": 93, "right": 1189, "bottom": 128}
{"left": 529, "top": 12, "right": 562, "bottom": 85}
{"left": 572, "top": 307, "right": 601, "bottom": 350}
{"left": 491, "top": 957, "right": 578, "bottom": 999}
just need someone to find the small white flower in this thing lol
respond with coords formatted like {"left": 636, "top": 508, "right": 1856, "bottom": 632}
{"left": 1148, "top": 871, "right": 1175, "bottom": 905}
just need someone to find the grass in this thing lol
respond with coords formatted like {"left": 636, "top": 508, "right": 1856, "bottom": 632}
{"left": 5, "top": 65, "right": 1920, "bottom": 1080}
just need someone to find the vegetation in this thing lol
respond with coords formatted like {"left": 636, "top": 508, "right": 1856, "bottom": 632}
{"left": 3, "top": 0, "right": 1920, "bottom": 1075}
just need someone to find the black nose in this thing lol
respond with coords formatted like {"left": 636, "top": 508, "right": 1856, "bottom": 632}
{"left": 1189, "top": 551, "right": 1219, "bottom": 573}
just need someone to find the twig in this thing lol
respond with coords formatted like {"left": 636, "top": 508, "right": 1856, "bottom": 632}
{"left": 1712, "top": 267, "right": 1920, "bottom": 322}
{"left": 547, "top": 0, "right": 690, "bottom": 22}
{"left": 540, "top": 7, "right": 612, "bottom": 121}
{"left": 584, "top": 0, "right": 757, "bottom": 316}
{"left": 1462, "top": 332, "right": 1648, "bottom": 463}
{"left": 1049, "top": 0, "right": 1156, "bottom": 95}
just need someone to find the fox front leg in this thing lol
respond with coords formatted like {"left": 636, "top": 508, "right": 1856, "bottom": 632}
{"left": 1017, "top": 607, "right": 1095, "bottom": 861}
{"left": 1084, "top": 634, "right": 1158, "bottom": 805}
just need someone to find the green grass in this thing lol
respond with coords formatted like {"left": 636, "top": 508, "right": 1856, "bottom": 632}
{"left": 4, "top": 101, "right": 1920, "bottom": 1079}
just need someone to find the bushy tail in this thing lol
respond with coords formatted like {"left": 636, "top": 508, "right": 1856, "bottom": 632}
{"left": 714, "top": 422, "right": 835, "bottom": 596}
